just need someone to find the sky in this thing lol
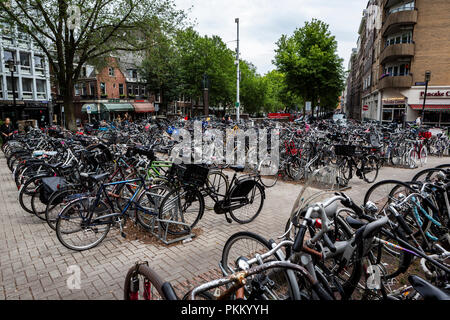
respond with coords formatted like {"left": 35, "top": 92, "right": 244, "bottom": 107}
{"left": 174, "top": 0, "right": 368, "bottom": 75}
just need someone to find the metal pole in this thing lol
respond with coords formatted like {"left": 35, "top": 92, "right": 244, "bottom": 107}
{"left": 421, "top": 80, "right": 428, "bottom": 127}
{"left": 235, "top": 18, "right": 240, "bottom": 122}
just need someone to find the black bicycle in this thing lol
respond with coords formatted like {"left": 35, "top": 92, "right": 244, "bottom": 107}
{"left": 335, "top": 144, "right": 380, "bottom": 186}
{"left": 158, "top": 164, "right": 265, "bottom": 236}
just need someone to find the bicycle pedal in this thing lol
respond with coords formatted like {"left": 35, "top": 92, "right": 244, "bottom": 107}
{"left": 121, "top": 231, "right": 127, "bottom": 238}
{"left": 225, "top": 216, "right": 232, "bottom": 224}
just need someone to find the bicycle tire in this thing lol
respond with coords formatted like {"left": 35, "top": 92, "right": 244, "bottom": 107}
{"left": 124, "top": 263, "right": 166, "bottom": 300}
{"left": 228, "top": 181, "right": 264, "bottom": 224}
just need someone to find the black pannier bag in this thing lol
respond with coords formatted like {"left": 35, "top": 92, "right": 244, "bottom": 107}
{"left": 39, "top": 177, "right": 67, "bottom": 205}
{"left": 231, "top": 179, "right": 257, "bottom": 198}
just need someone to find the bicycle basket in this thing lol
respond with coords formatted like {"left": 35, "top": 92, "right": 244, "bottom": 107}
{"left": 168, "top": 164, "right": 209, "bottom": 186}
{"left": 334, "top": 145, "right": 356, "bottom": 156}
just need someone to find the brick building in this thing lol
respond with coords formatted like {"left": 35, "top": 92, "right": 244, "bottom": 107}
{"left": 346, "top": 0, "right": 450, "bottom": 126}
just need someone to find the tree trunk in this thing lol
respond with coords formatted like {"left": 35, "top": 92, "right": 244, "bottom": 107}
{"left": 62, "top": 85, "right": 77, "bottom": 131}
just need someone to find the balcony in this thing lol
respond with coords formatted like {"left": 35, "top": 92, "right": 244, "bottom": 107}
{"left": 378, "top": 74, "right": 412, "bottom": 90}
{"left": 382, "top": 9, "right": 418, "bottom": 36}
{"left": 380, "top": 43, "right": 415, "bottom": 63}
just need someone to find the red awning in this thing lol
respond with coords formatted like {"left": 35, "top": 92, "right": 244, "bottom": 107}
{"left": 410, "top": 104, "right": 450, "bottom": 110}
{"left": 133, "top": 103, "right": 155, "bottom": 113}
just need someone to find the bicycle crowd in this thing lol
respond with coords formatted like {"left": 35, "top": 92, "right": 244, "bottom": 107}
{"left": 1, "top": 116, "right": 449, "bottom": 300}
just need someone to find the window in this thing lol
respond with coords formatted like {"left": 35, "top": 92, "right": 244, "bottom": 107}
{"left": 36, "top": 80, "right": 46, "bottom": 93}
{"left": 388, "top": 1, "right": 415, "bottom": 15}
{"left": 384, "top": 62, "right": 410, "bottom": 77}
{"left": 90, "top": 83, "right": 96, "bottom": 96}
{"left": 134, "top": 85, "right": 139, "bottom": 95}
{"left": 81, "top": 84, "right": 87, "bottom": 96}
{"left": 141, "top": 86, "right": 145, "bottom": 96}
{"left": 127, "top": 69, "right": 137, "bottom": 79}
{"left": 108, "top": 67, "right": 115, "bottom": 76}
{"left": 74, "top": 83, "right": 81, "bottom": 96}
{"left": 385, "top": 32, "right": 412, "bottom": 48}
{"left": 119, "top": 84, "right": 124, "bottom": 95}
{"left": 4, "top": 50, "right": 14, "bottom": 63}
{"left": 128, "top": 85, "right": 133, "bottom": 96}
{"left": 22, "top": 78, "right": 33, "bottom": 92}
{"left": 34, "top": 56, "right": 44, "bottom": 69}
{"left": 100, "top": 82, "right": 106, "bottom": 95}
{"left": 81, "top": 66, "right": 87, "bottom": 77}
{"left": 20, "top": 52, "right": 30, "bottom": 66}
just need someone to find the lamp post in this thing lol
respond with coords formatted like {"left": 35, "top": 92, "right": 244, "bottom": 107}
{"left": 420, "top": 70, "right": 431, "bottom": 127}
{"left": 235, "top": 17, "right": 240, "bottom": 122}
{"left": 7, "top": 59, "right": 17, "bottom": 118}
{"left": 202, "top": 73, "right": 209, "bottom": 117}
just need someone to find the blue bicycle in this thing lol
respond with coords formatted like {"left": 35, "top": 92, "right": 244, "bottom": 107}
{"left": 55, "top": 173, "right": 169, "bottom": 251}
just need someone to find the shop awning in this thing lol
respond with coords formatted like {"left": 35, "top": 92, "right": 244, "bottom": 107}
{"left": 133, "top": 103, "right": 155, "bottom": 113}
{"left": 410, "top": 104, "right": 450, "bottom": 110}
{"left": 102, "top": 103, "right": 134, "bottom": 112}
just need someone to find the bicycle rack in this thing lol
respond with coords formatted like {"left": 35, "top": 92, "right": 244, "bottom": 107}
{"left": 142, "top": 191, "right": 196, "bottom": 245}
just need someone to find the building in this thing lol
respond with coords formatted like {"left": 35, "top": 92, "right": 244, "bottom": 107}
{"left": 347, "top": 0, "right": 450, "bottom": 126}
{"left": 0, "top": 23, "right": 52, "bottom": 126}
{"left": 52, "top": 56, "right": 158, "bottom": 125}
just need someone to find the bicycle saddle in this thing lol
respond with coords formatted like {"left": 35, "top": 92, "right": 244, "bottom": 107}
{"left": 230, "top": 165, "right": 245, "bottom": 172}
{"left": 408, "top": 275, "right": 450, "bottom": 300}
{"left": 85, "top": 173, "right": 109, "bottom": 182}
{"left": 345, "top": 216, "right": 366, "bottom": 229}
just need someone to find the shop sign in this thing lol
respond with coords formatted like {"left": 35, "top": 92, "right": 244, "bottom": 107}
{"left": 383, "top": 98, "right": 406, "bottom": 105}
{"left": 420, "top": 91, "right": 450, "bottom": 99}
{"left": 362, "top": 105, "right": 369, "bottom": 111}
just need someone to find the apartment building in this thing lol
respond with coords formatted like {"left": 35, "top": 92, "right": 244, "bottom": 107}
{"left": 52, "top": 56, "right": 158, "bottom": 124}
{"left": 0, "top": 24, "right": 52, "bottom": 126}
{"left": 346, "top": 0, "right": 450, "bottom": 126}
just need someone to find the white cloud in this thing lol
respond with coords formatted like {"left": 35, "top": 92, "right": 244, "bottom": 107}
{"left": 175, "top": 0, "right": 368, "bottom": 74}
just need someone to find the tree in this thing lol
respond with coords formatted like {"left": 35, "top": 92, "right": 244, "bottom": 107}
{"left": 239, "top": 61, "right": 266, "bottom": 115}
{"left": 0, "top": 0, "right": 187, "bottom": 130}
{"left": 273, "top": 19, "right": 345, "bottom": 114}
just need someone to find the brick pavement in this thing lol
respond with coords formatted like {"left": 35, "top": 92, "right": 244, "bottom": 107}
{"left": 0, "top": 154, "right": 448, "bottom": 300}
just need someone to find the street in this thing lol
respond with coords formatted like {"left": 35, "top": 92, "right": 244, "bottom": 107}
{"left": 0, "top": 153, "right": 448, "bottom": 300}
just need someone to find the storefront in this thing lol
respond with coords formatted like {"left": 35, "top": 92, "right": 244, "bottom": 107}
{"left": 381, "top": 90, "right": 407, "bottom": 123}
{"left": 0, "top": 100, "right": 49, "bottom": 127}
{"left": 405, "top": 86, "right": 450, "bottom": 126}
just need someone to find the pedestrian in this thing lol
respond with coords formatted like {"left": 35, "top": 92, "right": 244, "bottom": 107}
{"left": 0, "top": 118, "right": 14, "bottom": 144}
{"left": 415, "top": 115, "right": 421, "bottom": 127}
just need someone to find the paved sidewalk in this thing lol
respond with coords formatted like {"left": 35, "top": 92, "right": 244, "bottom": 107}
{"left": 0, "top": 155, "right": 448, "bottom": 299}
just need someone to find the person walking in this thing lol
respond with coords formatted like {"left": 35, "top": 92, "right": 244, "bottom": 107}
{"left": 1, "top": 118, "right": 14, "bottom": 144}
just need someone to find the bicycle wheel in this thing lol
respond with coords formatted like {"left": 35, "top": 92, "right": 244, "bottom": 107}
{"left": 228, "top": 181, "right": 264, "bottom": 224}
{"left": 220, "top": 231, "right": 297, "bottom": 300}
{"left": 407, "top": 149, "right": 418, "bottom": 169}
{"left": 31, "top": 185, "right": 48, "bottom": 220}
{"left": 363, "top": 180, "right": 417, "bottom": 213}
{"left": 339, "top": 157, "right": 352, "bottom": 183}
{"left": 362, "top": 156, "right": 379, "bottom": 183}
{"left": 45, "top": 188, "right": 81, "bottom": 230}
{"left": 124, "top": 263, "right": 166, "bottom": 300}
{"left": 55, "top": 197, "right": 112, "bottom": 251}
{"left": 258, "top": 157, "right": 279, "bottom": 188}
{"left": 135, "top": 184, "right": 171, "bottom": 229}
{"left": 204, "top": 170, "right": 229, "bottom": 210}
{"left": 158, "top": 186, "right": 204, "bottom": 236}
{"left": 286, "top": 157, "right": 305, "bottom": 181}
{"left": 411, "top": 168, "right": 446, "bottom": 183}
{"left": 19, "top": 176, "right": 46, "bottom": 214}
{"left": 419, "top": 146, "right": 428, "bottom": 166}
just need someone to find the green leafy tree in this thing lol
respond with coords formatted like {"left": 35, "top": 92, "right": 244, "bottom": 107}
{"left": 273, "top": 19, "right": 345, "bottom": 115}
{"left": 0, "top": 0, "right": 187, "bottom": 130}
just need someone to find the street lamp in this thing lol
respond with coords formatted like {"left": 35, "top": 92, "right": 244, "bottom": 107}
{"left": 235, "top": 17, "right": 240, "bottom": 122}
{"left": 7, "top": 59, "right": 17, "bottom": 117}
{"left": 420, "top": 70, "right": 432, "bottom": 126}
{"left": 202, "top": 73, "right": 209, "bottom": 117}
